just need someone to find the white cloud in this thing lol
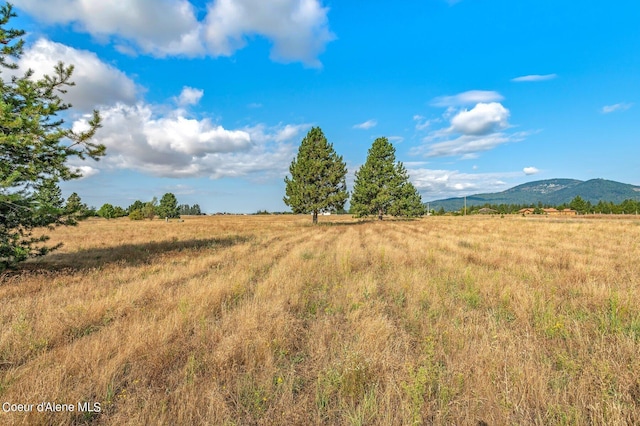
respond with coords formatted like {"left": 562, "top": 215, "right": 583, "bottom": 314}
{"left": 417, "top": 133, "right": 516, "bottom": 159}
{"left": 9, "top": 35, "right": 301, "bottom": 182}
{"left": 602, "top": 103, "right": 633, "bottom": 114}
{"left": 523, "top": 166, "right": 540, "bottom": 175}
{"left": 74, "top": 165, "right": 100, "bottom": 179}
{"left": 176, "top": 86, "right": 204, "bottom": 106}
{"left": 449, "top": 102, "right": 510, "bottom": 136}
{"left": 13, "top": 0, "right": 204, "bottom": 57}
{"left": 431, "top": 90, "right": 504, "bottom": 107}
{"left": 16, "top": 38, "right": 138, "bottom": 111}
{"left": 413, "top": 100, "right": 531, "bottom": 159}
{"left": 204, "top": 0, "right": 334, "bottom": 67}
{"left": 73, "top": 103, "right": 301, "bottom": 180}
{"left": 353, "top": 119, "right": 377, "bottom": 130}
{"left": 13, "top": 0, "right": 334, "bottom": 65}
{"left": 273, "top": 124, "right": 312, "bottom": 142}
{"left": 511, "top": 74, "right": 557, "bottom": 82}
{"left": 408, "top": 168, "right": 522, "bottom": 200}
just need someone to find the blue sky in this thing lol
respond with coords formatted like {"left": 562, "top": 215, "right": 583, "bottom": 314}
{"left": 9, "top": 0, "right": 640, "bottom": 213}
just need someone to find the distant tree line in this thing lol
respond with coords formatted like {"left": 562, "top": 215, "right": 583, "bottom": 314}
{"left": 178, "top": 204, "right": 202, "bottom": 216}
{"left": 438, "top": 195, "right": 640, "bottom": 216}
{"left": 93, "top": 193, "right": 205, "bottom": 220}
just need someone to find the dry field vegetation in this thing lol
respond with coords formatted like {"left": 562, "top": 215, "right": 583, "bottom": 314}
{"left": 1, "top": 214, "right": 640, "bottom": 425}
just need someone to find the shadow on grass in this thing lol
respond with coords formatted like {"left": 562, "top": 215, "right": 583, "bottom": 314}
{"left": 316, "top": 220, "right": 369, "bottom": 227}
{"left": 15, "top": 235, "right": 252, "bottom": 273}
{"left": 315, "top": 217, "right": 423, "bottom": 226}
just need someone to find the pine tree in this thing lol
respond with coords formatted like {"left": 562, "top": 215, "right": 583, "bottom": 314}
{"left": 157, "top": 193, "right": 179, "bottom": 219}
{"left": 34, "top": 179, "right": 63, "bottom": 221}
{"left": 0, "top": 4, "right": 104, "bottom": 270}
{"left": 351, "top": 137, "right": 424, "bottom": 220}
{"left": 127, "top": 200, "right": 145, "bottom": 214}
{"left": 97, "top": 203, "right": 115, "bottom": 219}
{"left": 64, "top": 192, "right": 83, "bottom": 214}
{"left": 284, "top": 127, "right": 348, "bottom": 224}
{"left": 387, "top": 163, "right": 425, "bottom": 218}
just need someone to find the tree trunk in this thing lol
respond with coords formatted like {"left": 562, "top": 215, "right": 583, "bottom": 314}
{"left": 378, "top": 208, "right": 383, "bottom": 220}
{"left": 312, "top": 210, "right": 318, "bottom": 224}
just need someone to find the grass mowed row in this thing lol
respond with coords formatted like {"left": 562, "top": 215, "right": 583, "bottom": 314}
{"left": 1, "top": 215, "right": 639, "bottom": 425}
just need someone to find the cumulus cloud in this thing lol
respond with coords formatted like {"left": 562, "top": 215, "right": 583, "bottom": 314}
{"left": 431, "top": 90, "right": 504, "bottom": 107}
{"left": 511, "top": 74, "right": 557, "bottom": 82}
{"left": 523, "top": 166, "right": 540, "bottom": 175}
{"left": 602, "top": 103, "right": 633, "bottom": 114}
{"left": 13, "top": 0, "right": 335, "bottom": 65}
{"left": 72, "top": 103, "right": 302, "bottom": 180}
{"left": 204, "top": 0, "right": 334, "bottom": 66}
{"left": 408, "top": 168, "right": 521, "bottom": 199}
{"left": 449, "top": 102, "right": 509, "bottom": 136}
{"left": 15, "top": 38, "right": 138, "bottom": 111}
{"left": 176, "top": 87, "right": 204, "bottom": 106}
{"left": 414, "top": 96, "right": 531, "bottom": 158}
{"left": 353, "top": 119, "right": 377, "bottom": 130}
{"left": 8, "top": 34, "right": 300, "bottom": 182}
{"left": 13, "top": 0, "right": 204, "bottom": 56}
{"left": 74, "top": 165, "right": 100, "bottom": 179}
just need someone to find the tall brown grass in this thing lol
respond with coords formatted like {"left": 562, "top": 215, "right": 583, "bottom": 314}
{"left": 1, "top": 215, "right": 639, "bottom": 425}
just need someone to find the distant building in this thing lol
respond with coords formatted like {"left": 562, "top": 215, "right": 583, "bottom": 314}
{"left": 476, "top": 208, "right": 498, "bottom": 214}
{"left": 542, "top": 208, "right": 577, "bottom": 216}
{"left": 560, "top": 208, "right": 578, "bottom": 215}
{"left": 518, "top": 207, "right": 577, "bottom": 216}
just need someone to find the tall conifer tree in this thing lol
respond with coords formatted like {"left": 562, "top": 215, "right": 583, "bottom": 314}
{"left": 0, "top": 4, "right": 104, "bottom": 270}
{"left": 351, "top": 137, "right": 424, "bottom": 220}
{"left": 284, "top": 127, "right": 348, "bottom": 224}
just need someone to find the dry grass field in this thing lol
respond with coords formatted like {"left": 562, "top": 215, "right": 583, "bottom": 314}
{"left": 1, "top": 215, "right": 639, "bottom": 425}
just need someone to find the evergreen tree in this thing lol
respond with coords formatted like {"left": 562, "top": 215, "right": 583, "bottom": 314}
{"left": 127, "top": 200, "right": 145, "bottom": 214}
{"left": 97, "top": 203, "right": 115, "bottom": 219}
{"left": 64, "top": 192, "right": 83, "bottom": 215}
{"left": 284, "top": 127, "right": 348, "bottom": 224}
{"left": 34, "top": 179, "right": 64, "bottom": 226}
{"left": 157, "top": 193, "right": 179, "bottom": 219}
{"left": 387, "top": 162, "right": 425, "bottom": 217}
{"left": 569, "top": 195, "right": 587, "bottom": 214}
{"left": 351, "top": 137, "right": 424, "bottom": 220}
{"left": 0, "top": 4, "right": 104, "bottom": 270}
{"left": 113, "top": 206, "right": 126, "bottom": 218}
{"left": 179, "top": 203, "right": 203, "bottom": 215}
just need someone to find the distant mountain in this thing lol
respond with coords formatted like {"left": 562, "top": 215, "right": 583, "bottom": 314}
{"left": 427, "top": 178, "right": 640, "bottom": 211}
